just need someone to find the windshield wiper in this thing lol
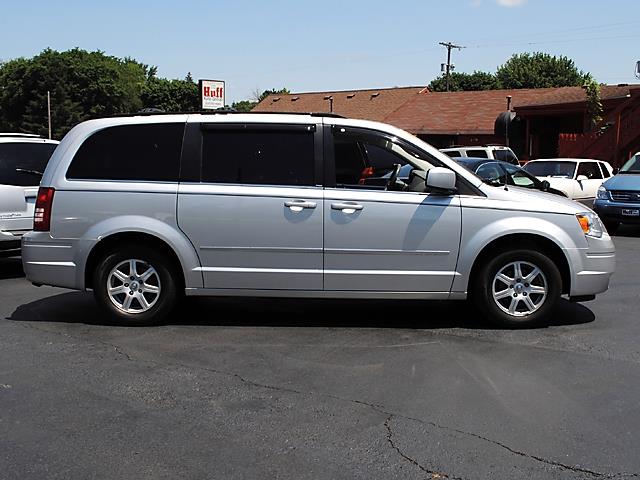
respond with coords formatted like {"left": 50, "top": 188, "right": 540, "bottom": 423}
{"left": 15, "top": 167, "right": 43, "bottom": 177}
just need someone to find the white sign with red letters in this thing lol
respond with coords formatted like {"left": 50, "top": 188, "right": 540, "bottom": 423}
{"left": 200, "top": 79, "right": 225, "bottom": 110}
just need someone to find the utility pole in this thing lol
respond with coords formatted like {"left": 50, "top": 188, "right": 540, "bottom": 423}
{"left": 47, "top": 90, "right": 52, "bottom": 139}
{"left": 439, "top": 42, "right": 464, "bottom": 92}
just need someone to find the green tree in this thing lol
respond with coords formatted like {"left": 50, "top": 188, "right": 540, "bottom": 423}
{"left": 255, "top": 87, "right": 290, "bottom": 102}
{"left": 428, "top": 71, "right": 500, "bottom": 92}
{"left": 0, "top": 48, "right": 148, "bottom": 138}
{"left": 583, "top": 78, "right": 603, "bottom": 129}
{"left": 231, "top": 100, "right": 257, "bottom": 112}
{"left": 496, "top": 52, "right": 589, "bottom": 89}
{"left": 140, "top": 75, "right": 200, "bottom": 112}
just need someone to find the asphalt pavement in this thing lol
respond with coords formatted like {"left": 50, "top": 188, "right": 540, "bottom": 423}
{"left": 1, "top": 226, "right": 640, "bottom": 479}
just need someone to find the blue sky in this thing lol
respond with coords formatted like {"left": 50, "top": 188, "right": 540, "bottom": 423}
{"left": 1, "top": 0, "right": 639, "bottom": 103}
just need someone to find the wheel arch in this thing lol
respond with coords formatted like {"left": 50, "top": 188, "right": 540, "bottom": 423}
{"left": 467, "top": 233, "right": 571, "bottom": 296}
{"left": 84, "top": 231, "right": 187, "bottom": 291}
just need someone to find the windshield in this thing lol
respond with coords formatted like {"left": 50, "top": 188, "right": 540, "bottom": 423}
{"left": 493, "top": 149, "right": 518, "bottom": 164}
{"left": 619, "top": 154, "right": 640, "bottom": 174}
{"left": 502, "top": 163, "right": 539, "bottom": 188}
{"left": 0, "top": 142, "right": 57, "bottom": 186}
{"left": 524, "top": 161, "right": 576, "bottom": 178}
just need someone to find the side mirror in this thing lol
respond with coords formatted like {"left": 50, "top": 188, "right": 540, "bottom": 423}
{"left": 541, "top": 180, "right": 550, "bottom": 191}
{"left": 613, "top": 167, "right": 619, "bottom": 175}
{"left": 426, "top": 167, "right": 456, "bottom": 194}
{"left": 577, "top": 175, "right": 589, "bottom": 182}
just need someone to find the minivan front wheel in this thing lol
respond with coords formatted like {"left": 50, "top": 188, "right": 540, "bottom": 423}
{"left": 93, "top": 247, "right": 178, "bottom": 325}
{"left": 473, "top": 250, "right": 561, "bottom": 328}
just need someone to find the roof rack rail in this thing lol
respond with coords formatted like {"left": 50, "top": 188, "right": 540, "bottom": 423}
{"left": 0, "top": 132, "right": 41, "bottom": 138}
{"left": 106, "top": 110, "right": 347, "bottom": 119}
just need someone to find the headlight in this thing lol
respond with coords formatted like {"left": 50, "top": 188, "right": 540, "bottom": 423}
{"left": 596, "top": 185, "right": 611, "bottom": 200}
{"left": 576, "top": 212, "right": 604, "bottom": 238}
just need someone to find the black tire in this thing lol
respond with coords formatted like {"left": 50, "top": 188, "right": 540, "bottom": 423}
{"left": 603, "top": 220, "right": 619, "bottom": 234}
{"left": 472, "top": 249, "right": 562, "bottom": 328}
{"left": 92, "top": 245, "right": 179, "bottom": 326}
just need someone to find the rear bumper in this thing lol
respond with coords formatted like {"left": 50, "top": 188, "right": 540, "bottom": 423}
{"left": 0, "top": 231, "right": 21, "bottom": 255}
{"left": 21, "top": 232, "right": 83, "bottom": 289}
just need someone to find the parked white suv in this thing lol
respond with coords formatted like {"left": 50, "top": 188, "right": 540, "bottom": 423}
{"left": 1, "top": 134, "right": 58, "bottom": 256}
{"left": 22, "top": 113, "right": 615, "bottom": 327}
{"left": 523, "top": 158, "right": 614, "bottom": 205}
{"left": 440, "top": 145, "right": 519, "bottom": 165}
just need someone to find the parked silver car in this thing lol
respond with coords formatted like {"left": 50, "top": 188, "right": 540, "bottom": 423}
{"left": 1, "top": 133, "right": 59, "bottom": 256}
{"left": 22, "top": 113, "right": 615, "bottom": 327}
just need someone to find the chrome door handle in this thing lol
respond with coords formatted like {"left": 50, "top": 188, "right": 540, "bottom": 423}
{"left": 285, "top": 200, "right": 317, "bottom": 212}
{"left": 331, "top": 202, "right": 364, "bottom": 214}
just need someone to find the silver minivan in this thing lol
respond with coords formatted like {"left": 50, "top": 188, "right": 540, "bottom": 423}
{"left": 22, "top": 113, "right": 615, "bottom": 327}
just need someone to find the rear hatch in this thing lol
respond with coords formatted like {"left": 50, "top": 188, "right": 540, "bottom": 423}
{"left": 0, "top": 140, "right": 58, "bottom": 237}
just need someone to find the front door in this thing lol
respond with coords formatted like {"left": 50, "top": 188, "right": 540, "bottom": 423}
{"left": 178, "top": 121, "right": 323, "bottom": 290}
{"left": 574, "top": 161, "right": 604, "bottom": 203}
{"left": 323, "top": 126, "right": 462, "bottom": 293}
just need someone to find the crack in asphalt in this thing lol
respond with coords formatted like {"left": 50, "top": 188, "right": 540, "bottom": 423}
{"left": 9, "top": 321, "right": 640, "bottom": 479}
{"left": 384, "top": 415, "right": 461, "bottom": 480}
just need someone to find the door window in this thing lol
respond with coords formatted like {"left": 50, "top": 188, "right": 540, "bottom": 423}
{"left": 598, "top": 162, "right": 611, "bottom": 178}
{"left": 576, "top": 162, "right": 603, "bottom": 180}
{"left": 332, "top": 129, "right": 440, "bottom": 190}
{"left": 201, "top": 129, "right": 315, "bottom": 186}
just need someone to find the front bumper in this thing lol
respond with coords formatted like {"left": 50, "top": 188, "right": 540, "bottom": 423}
{"left": 567, "top": 233, "right": 616, "bottom": 297}
{"left": 593, "top": 199, "right": 640, "bottom": 224}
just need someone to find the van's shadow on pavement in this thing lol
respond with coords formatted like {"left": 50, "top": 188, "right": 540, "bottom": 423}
{"left": 8, "top": 291, "right": 596, "bottom": 330}
{"left": 613, "top": 224, "right": 640, "bottom": 238}
{"left": 0, "top": 257, "right": 25, "bottom": 280}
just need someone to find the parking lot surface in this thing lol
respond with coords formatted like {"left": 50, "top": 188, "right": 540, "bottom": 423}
{"left": 2, "top": 227, "right": 640, "bottom": 479}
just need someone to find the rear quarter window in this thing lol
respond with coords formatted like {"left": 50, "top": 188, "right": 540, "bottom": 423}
{"left": 465, "top": 149, "right": 489, "bottom": 158}
{"left": 66, "top": 123, "right": 184, "bottom": 181}
{"left": 444, "top": 150, "right": 462, "bottom": 158}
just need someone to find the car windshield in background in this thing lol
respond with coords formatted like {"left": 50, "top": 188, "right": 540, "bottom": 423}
{"left": 493, "top": 149, "right": 518, "bottom": 163}
{"left": 0, "top": 142, "right": 57, "bottom": 186}
{"left": 524, "top": 161, "right": 576, "bottom": 178}
{"left": 619, "top": 155, "right": 640, "bottom": 174}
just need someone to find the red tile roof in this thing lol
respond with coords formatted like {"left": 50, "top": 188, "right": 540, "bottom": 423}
{"left": 384, "top": 88, "right": 561, "bottom": 135}
{"left": 252, "top": 86, "right": 426, "bottom": 122}
{"left": 514, "top": 84, "right": 639, "bottom": 108}
{"left": 253, "top": 84, "right": 640, "bottom": 136}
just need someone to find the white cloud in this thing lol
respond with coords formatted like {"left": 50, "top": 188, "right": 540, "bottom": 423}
{"left": 496, "top": 0, "right": 527, "bottom": 6}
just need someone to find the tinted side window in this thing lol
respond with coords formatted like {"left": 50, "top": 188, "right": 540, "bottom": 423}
{"left": 334, "top": 133, "right": 408, "bottom": 189}
{"left": 577, "top": 162, "right": 602, "bottom": 179}
{"left": 67, "top": 124, "right": 184, "bottom": 181}
{"left": 0, "top": 142, "right": 57, "bottom": 186}
{"left": 466, "top": 149, "right": 489, "bottom": 158}
{"left": 202, "top": 129, "right": 314, "bottom": 186}
{"left": 445, "top": 150, "right": 462, "bottom": 157}
{"left": 599, "top": 162, "right": 611, "bottom": 178}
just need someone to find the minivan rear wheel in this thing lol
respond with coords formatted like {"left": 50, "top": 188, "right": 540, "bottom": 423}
{"left": 93, "top": 246, "right": 178, "bottom": 326}
{"left": 472, "top": 250, "right": 562, "bottom": 328}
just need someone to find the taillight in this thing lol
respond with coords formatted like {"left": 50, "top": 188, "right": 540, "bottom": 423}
{"left": 34, "top": 187, "right": 55, "bottom": 232}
